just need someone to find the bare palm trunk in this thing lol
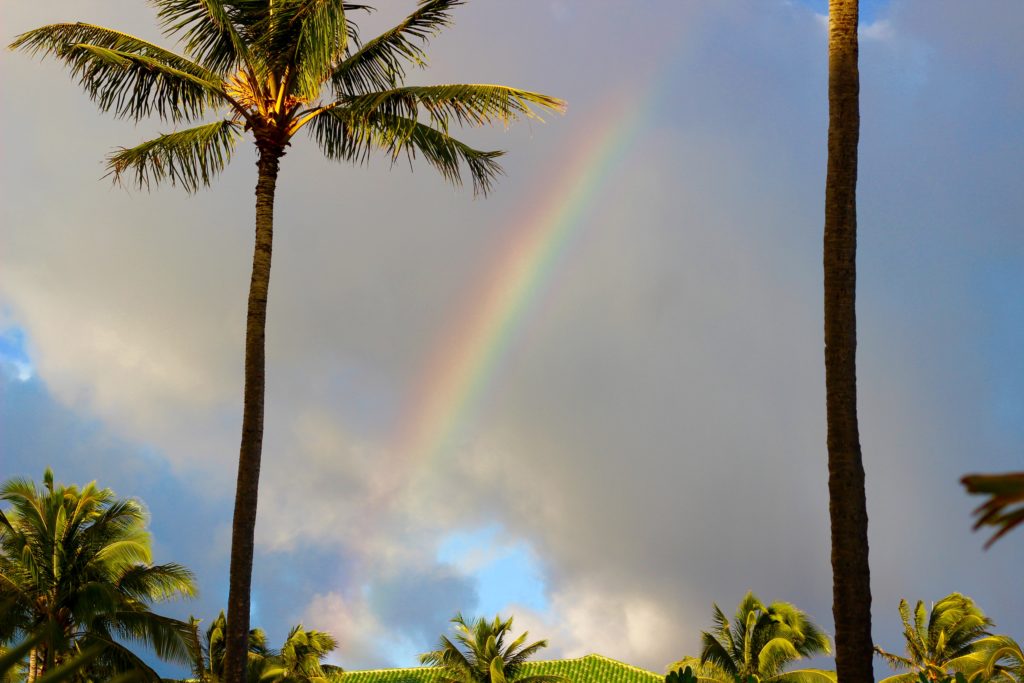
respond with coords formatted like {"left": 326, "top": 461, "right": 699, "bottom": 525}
{"left": 224, "top": 144, "right": 282, "bottom": 683}
{"left": 824, "top": 3, "right": 873, "bottom": 683}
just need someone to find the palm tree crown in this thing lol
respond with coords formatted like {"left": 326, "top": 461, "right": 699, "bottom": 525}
{"left": 188, "top": 611, "right": 271, "bottom": 683}
{"left": 10, "top": 1, "right": 564, "bottom": 195}
{"left": 0, "top": 469, "right": 197, "bottom": 682}
{"left": 874, "top": 594, "right": 995, "bottom": 683}
{"left": 672, "top": 592, "right": 834, "bottom": 683}
{"left": 259, "top": 624, "right": 342, "bottom": 683}
{"left": 420, "top": 613, "right": 566, "bottom": 683}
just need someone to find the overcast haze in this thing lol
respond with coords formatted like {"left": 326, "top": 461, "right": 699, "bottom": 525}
{"left": 2, "top": 0, "right": 1023, "bottom": 679}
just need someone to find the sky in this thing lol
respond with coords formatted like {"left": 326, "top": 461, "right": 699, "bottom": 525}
{"left": 2, "top": 0, "right": 1023, "bottom": 679}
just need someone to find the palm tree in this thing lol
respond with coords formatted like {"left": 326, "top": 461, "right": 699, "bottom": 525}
{"left": 961, "top": 472, "right": 1024, "bottom": 546}
{"left": 10, "top": 5, "right": 563, "bottom": 683}
{"left": 188, "top": 612, "right": 271, "bottom": 683}
{"left": 873, "top": 594, "right": 995, "bottom": 683}
{"left": 258, "top": 625, "right": 342, "bottom": 683}
{"left": 420, "top": 613, "right": 566, "bottom": 683}
{"left": 822, "top": 1, "right": 873, "bottom": 682}
{"left": 671, "top": 592, "right": 835, "bottom": 683}
{"left": 0, "top": 469, "right": 197, "bottom": 682}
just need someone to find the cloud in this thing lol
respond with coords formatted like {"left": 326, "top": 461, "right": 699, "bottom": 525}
{"left": 2, "top": 0, "right": 1022, "bottom": 677}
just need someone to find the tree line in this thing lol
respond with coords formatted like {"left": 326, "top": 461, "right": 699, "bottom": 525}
{"left": 1, "top": 472, "right": 1021, "bottom": 683}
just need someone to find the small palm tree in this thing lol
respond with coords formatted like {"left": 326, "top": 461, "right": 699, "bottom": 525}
{"left": 420, "top": 613, "right": 566, "bottom": 683}
{"left": 0, "top": 469, "right": 197, "bottom": 682}
{"left": 873, "top": 594, "right": 995, "bottom": 683}
{"left": 962, "top": 472, "right": 1024, "bottom": 546}
{"left": 188, "top": 612, "right": 271, "bottom": 683}
{"left": 671, "top": 592, "right": 835, "bottom": 683}
{"left": 258, "top": 625, "right": 341, "bottom": 683}
{"left": 10, "top": 6, "right": 563, "bottom": 682}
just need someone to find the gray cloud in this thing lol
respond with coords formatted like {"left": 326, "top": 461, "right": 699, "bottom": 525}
{"left": 2, "top": 0, "right": 1022, "bottom": 676}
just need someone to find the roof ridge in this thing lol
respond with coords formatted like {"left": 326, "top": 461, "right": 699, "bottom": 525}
{"left": 344, "top": 665, "right": 438, "bottom": 674}
{"left": 577, "top": 653, "right": 663, "bottom": 676}
{"left": 344, "top": 654, "right": 662, "bottom": 678}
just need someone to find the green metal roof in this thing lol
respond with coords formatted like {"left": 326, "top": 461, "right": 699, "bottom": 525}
{"left": 342, "top": 654, "right": 663, "bottom": 683}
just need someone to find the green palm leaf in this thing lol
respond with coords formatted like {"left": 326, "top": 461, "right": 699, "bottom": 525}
{"left": 765, "top": 669, "right": 838, "bottom": 683}
{"left": 9, "top": 26, "right": 223, "bottom": 122}
{"left": 310, "top": 105, "right": 504, "bottom": 195}
{"left": 108, "top": 120, "right": 243, "bottom": 192}
{"left": 962, "top": 472, "right": 1024, "bottom": 547}
{"left": 332, "top": 0, "right": 462, "bottom": 94}
{"left": 152, "top": 0, "right": 258, "bottom": 76}
{"left": 338, "top": 84, "right": 564, "bottom": 129}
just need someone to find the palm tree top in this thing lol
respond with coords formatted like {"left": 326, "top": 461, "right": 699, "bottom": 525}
{"left": 9, "top": 0, "right": 566, "bottom": 196}
{"left": 874, "top": 593, "right": 995, "bottom": 683}
{"left": 420, "top": 613, "right": 565, "bottom": 683}
{"left": 0, "top": 469, "right": 197, "bottom": 681}
{"left": 673, "top": 592, "right": 832, "bottom": 683}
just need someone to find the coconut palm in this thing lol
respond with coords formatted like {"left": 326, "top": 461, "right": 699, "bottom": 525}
{"left": 822, "top": 1, "right": 873, "bottom": 682}
{"left": 9, "top": 4, "right": 563, "bottom": 682}
{"left": 420, "top": 613, "right": 566, "bottom": 683}
{"left": 961, "top": 472, "right": 1024, "bottom": 546}
{"left": 258, "top": 625, "right": 342, "bottom": 683}
{"left": 188, "top": 612, "right": 271, "bottom": 683}
{"left": 0, "top": 469, "right": 197, "bottom": 682}
{"left": 873, "top": 594, "right": 995, "bottom": 683}
{"left": 671, "top": 592, "right": 835, "bottom": 683}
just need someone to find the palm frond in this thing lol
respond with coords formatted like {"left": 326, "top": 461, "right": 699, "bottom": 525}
{"left": 269, "top": 0, "right": 350, "bottom": 100}
{"left": 700, "top": 632, "right": 739, "bottom": 677}
{"left": 107, "top": 120, "right": 243, "bottom": 192}
{"left": 115, "top": 563, "right": 197, "bottom": 602}
{"left": 962, "top": 472, "right": 1024, "bottom": 547}
{"left": 878, "top": 674, "right": 924, "bottom": 683}
{"left": 9, "top": 24, "right": 224, "bottom": 122}
{"left": 309, "top": 109, "right": 504, "bottom": 195}
{"left": 338, "top": 84, "right": 565, "bottom": 131}
{"left": 107, "top": 609, "right": 197, "bottom": 665}
{"left": 151, "top": 0, "right": 258, "bottom": 76}
{"left": 79, "top": 633, "right": 162, "bottom": 683}
{"left": 766, "top": 669, "right": 838, "bottom": 683}
{"left": 331, "top": 0, "right": 462, "bottom": 94}
{"left": 874, "top": 646, "right": 915, "bottom": 671}
{"left": 757, "top": 637, "right": 801, "bottom": 677}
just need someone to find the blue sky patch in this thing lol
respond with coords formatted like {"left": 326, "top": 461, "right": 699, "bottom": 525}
{"left": 0, "top": 326, "right": 33, "bottom": 381}
{"left": 437, "top": 526, "right": 548, "bottom": 616}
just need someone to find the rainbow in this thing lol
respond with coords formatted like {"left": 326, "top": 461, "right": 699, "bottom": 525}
{"left": 394, "top": 93, "right": 651, "bottom": 480}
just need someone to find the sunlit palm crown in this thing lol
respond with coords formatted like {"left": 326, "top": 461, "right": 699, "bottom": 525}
{"left": 874, "top": 594, "right": 1000, "bottom": 683}
{"left": 672, "top": 592, "right": 834, "bottom": 683}
{"left": 0, "top": 469, "right": 197, "bottom": 680}
{"left": 419, "top": 614, "right": 567, "bottom": 683}
{"left": 10, "top": 0, "right": 565, "bottom": 195}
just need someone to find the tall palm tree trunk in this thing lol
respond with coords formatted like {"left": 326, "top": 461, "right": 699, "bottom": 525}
{"left": 824, "top": 2, "right": 873, "bottom": 683}
{"left": 224, "top": 145, "right": 282, "bottom": 683}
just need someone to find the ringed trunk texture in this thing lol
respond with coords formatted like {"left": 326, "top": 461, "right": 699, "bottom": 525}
{"left": 223, "top": 145, "right": 281, "bottom": 683}
{"left": 27, "top": 647, "right": 37, "bottom": 683}
{"left": 824, "top": 3, "right": 873, "bottom": 683}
